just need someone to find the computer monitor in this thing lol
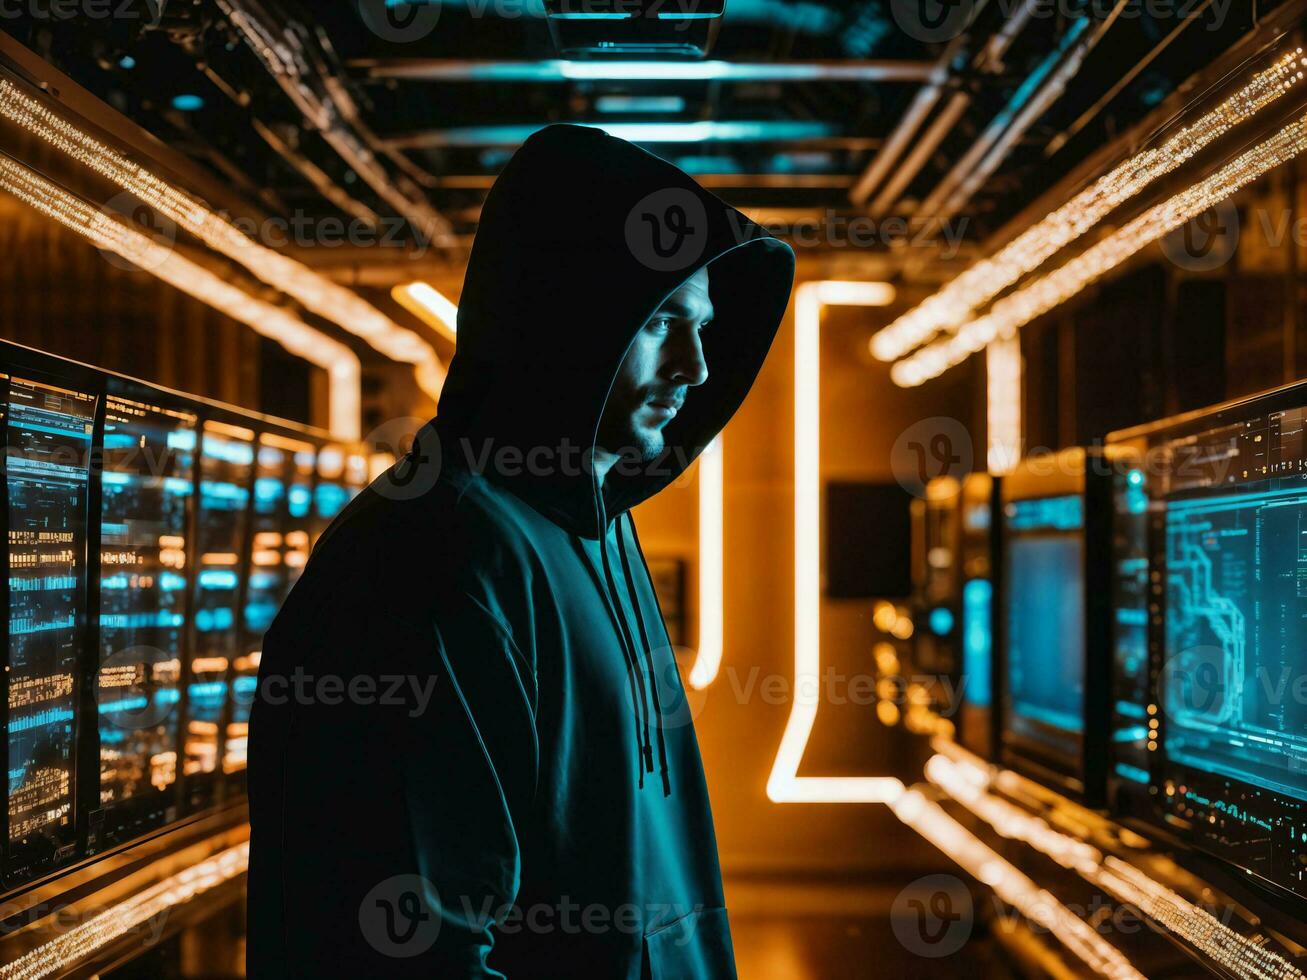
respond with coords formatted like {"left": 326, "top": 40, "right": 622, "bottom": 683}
{"left": 91, "top": 393, "right": 196, "bottom": 851}
{"left": 1103, "top": 441, "right": 1153, "bottom": 818}
{"left": 957, "top": 474, "right": 997, "bottom": 759}
{"left": 998, "top": 448, "right": 1123, "bottom": 805}
{"left": 0, "top": 337, "right": 339, "bottom": 892}
{"left": 910, "top": 477, "right": 963, "bottom": 721}
{"left": 3, "top": 372, "right": 97, "bottom": 884}
{"left": 312, "top": 445, "right": 367, "bottom": 545}
{"left": 226, "top": 433, "right": 316, "bottom": 793}
{"left": 185, "top": 420, "right": 254, "bottom": 813}
{"left": 1110, "top": 385, "right": 1307, "bottom": 902}
{"left": 907, "top": 474, "right": 998, "bottom": 754}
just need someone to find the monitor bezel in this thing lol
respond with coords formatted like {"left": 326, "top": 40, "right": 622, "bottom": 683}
{"left": 996, "top": 448, "right": 1116, "bottom": 807}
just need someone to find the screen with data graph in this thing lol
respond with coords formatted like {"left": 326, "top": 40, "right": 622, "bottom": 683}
{"left": 1142, "top": 396, "right": 1307, "bottom": 902}
{"left": 1164, "top": 485, "right": 1307, "bottom": 800}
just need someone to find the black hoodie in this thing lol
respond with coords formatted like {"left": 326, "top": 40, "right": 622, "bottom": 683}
{"left": 246, "top": 124, "right": 794, "bottom": 978}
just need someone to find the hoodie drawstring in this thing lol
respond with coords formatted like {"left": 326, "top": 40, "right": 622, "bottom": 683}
{"left": 587, "top": 466, "right": 656, "bottom": 788}
{"left": 581, "top": 462, "right": 672, "bottom": 797}
{"left": 617, "top": 511, "right": 671, "bottom": 797}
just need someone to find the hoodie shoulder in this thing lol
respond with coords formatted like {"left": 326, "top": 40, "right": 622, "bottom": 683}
{"left": 299, "top": 465, "right": 546, "bottom": 652}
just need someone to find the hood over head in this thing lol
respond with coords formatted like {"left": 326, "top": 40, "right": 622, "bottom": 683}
{"left": 435, "top": 124, "right": 795, "bottom": 537}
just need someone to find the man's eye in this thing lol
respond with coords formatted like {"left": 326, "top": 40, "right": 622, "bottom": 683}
{"left": 648, "top": 317, "right": 672, "bottom": 332}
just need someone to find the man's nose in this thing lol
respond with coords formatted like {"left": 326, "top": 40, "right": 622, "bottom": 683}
{"left": 667, "top": 328, "right": 709, "bottom": 387}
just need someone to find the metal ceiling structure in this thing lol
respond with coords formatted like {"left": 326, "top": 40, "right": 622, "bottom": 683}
{"left": 0, "top": 0, "right": 1285, "bottom": 294}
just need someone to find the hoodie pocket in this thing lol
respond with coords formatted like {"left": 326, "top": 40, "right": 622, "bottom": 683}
{"left": 642, "top": 906, "right": 737, "bottom": 980}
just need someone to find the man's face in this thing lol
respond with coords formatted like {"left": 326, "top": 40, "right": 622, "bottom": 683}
{"left": 598, "top": 266, "right": 714, "bottom": 462}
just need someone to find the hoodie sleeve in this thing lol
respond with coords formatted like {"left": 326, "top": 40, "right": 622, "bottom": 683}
{"left": 395, "top": 581, "right": 540, "bottom": 978}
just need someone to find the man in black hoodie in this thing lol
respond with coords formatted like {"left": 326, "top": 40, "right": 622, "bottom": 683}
{"left": 246, "top": 124, "right": 794, "bottom": 978}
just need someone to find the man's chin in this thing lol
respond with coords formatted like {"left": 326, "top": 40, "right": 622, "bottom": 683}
{"left": 629, "top": 426, "right": 665, "bottom": 463}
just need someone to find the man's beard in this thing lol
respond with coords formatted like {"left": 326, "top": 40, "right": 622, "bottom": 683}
{"left": 597, "top": 416, "right": 664, "bottom": 464}
{"left": 597, "top": 383, "right": 683, "bottom": 465}
{"left": 627, "top": 424, "right": 665, "bottom": 463}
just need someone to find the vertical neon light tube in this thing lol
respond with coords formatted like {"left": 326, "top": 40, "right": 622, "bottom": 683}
{"left": 986, "top": 337, "right": 1022, "bottom": 474}
{"left": 689, "top": 437, "right": 724, "bottom": 689}
{"left": 767, "top": 281, "right": 902, "bottom": 803}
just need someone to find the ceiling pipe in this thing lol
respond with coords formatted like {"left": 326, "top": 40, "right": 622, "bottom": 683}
{"left": 914, "top": 0, "right": 1072, "bottom": 220}
{"left": 214, "top": 0, "right": 455, "bottom": 247}
{"left": 434, "top": 173, "right": 856, "bottom": 189}
{"left": 848, "top": 37, "right": 967, "bottom": 208}
{"left": 857, "top": 0, "right": 1037, "bottom": 215}
{"left": 867, "top": 92, "right": 971, "bottom": 217}
{"left": 248, "top": 117, "right": 382, "bottom": 228}
{"left": 849, "top": 72, "right": 950, "bottom": 207}
{"left": 928, "top": 0, "right": 1130, "bottom": 225}
{"left": 185, "top": 60, "right": 381, "bottom": 223}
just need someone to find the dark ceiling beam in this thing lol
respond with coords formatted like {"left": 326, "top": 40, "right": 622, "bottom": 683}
{"left": 432, "top": 173, "right": 856, "bottom": 189}
{"left": 349, "top": 58, "right": 939, "bottom": 83}
{"left": 248, "top": 117, "right": 382, "bottom": 227}
{"left": 848, "top": 21, "right": 986, "bottom": 208}
{"left": 213, "top": 0, "right": 455, "bottom": 246}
